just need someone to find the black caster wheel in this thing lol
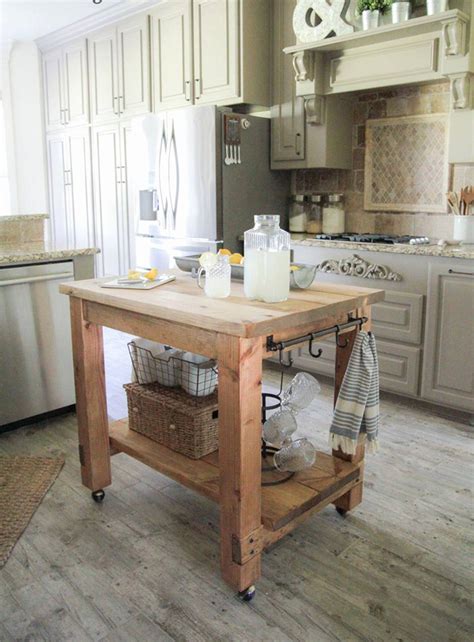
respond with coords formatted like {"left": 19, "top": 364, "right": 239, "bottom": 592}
{"left": 336, "top": 507, "right": 347, "bottom": 516}
{"left": 91, "top": 489, "right": 105, "bottom": 503}
{"left": 238, "top": 585, "right": 256, "bottom": 602}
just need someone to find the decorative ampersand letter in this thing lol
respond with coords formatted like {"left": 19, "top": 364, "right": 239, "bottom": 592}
{"left": 293, "top": 0, "right": 354, "bottom": 43}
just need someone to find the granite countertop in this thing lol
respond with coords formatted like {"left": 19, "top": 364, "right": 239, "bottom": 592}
{"left": 1, "top": 213, "right": 49, "bottom": 223}
{"left": 0, "top": 241, "right": 100, "bottom": 266}
{"left": 291, "top": 235, "right": 474, "bottom": 260}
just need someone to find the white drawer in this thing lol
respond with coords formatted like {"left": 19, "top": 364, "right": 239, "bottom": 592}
{"left": 377, "top": 340, "right": 421, "bottom": 397}
{"left": 372, "top": 291, "right": 424, "bottom": 345}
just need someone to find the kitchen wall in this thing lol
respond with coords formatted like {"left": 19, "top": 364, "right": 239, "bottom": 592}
{"left": 295, "top": 81, "right": 474, "bottom": 239}
{"left": 6, "top": 42, "right": 48, "bottom": 215}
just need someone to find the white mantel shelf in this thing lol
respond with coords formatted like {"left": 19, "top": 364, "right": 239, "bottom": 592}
{"left": 284, "top": 8, "right": 473, "bottom": 124}
{"left": 283, "top": 10, "right": 469, "bottom": 55}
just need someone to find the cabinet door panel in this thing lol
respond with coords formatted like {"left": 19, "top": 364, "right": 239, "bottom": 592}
{"left": 117, "top": 14, "right": 151, "bottom": 118}
{"left": 119, "top": 120, "right": 134, "bottom": 271}
{"left": 63, "top": 39, "right": 89, "bottom": 127}
{"left": 47, "top": 134, "right": 69, "bottom": 246}
{"left": 372, "top": 291, "right": 424, "bottom": 345}
{"left": 43, "top": 48, "right": 64, "bottom": 132}
{"left": 68, "top": 128, "right": 94, "bottom": 249}
{"left": 421, "top": 264, "right": 474, "bottom": 411}
{"left": 193, "top": 0, "right": 240, "bottom": 105}
{"left": 89, "top": 27, "right": 118, "bottom": 124}
{"left": 150, "top": 0, "right": 192, "bottom": 111}
{"left": 91, "top": 125, "right": 123, "bottom": 276}
{"left": 271, "top": 0, "right": 305, "bottom": 163}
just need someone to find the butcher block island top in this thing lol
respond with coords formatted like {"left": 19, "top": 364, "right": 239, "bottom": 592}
{"left": 61, "top": 271, "right": 384, "bottom": 598}
{"left": 59, "top": 270, "right": 384, "bottom": 339}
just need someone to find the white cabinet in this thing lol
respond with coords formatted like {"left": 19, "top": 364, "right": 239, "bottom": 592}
{"left": 66, "top": 127, "right": 95, "bottom": 249}
{"left": 47, "top": 133, "right": 69, "bottom": 244}
{"left": 43, "top": 49, "right": 64, "bottom": 132}
{"left": 271, "top": 0, "right": 305, "bottom": 162}
{"left": 91, "top": 123, "right": 132, "bottom": 276}
{"left": 192, "top": 0, "right": 240, "bottom": 105}
{"left": 43, "top": 39, "right": 89, "bottom": 131}
{"left": 43, "top": 40, "right": 88, "bottom": 131}
{"left": 62, "top": 39, "right": 89, "bottom": 127}
{"left": 150, "top": 0, "right": 271, "bottom": 111}
{"left": 421, "top": 264, "right": 474, "bottom": 412}
{"left": 47, "top": 127, "right": 94, "bottom": 250}
{"left": 88, "top": 26, "right": 118, "bottom": 124}
{"left": 117, "top": 14, "right": 151, "bottom": 118}
{"left": 270, "top": 0, "right": 352, "bottom": 169}
{"left": 89, "top": 15, "right": 150, "bottom": 125}
{"left": 150, "top": 0, "right": 193, "bottom": 110}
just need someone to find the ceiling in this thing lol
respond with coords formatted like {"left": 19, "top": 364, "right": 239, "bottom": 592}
{"left": 0, "top": 0, "right": 125, "bottom": 44}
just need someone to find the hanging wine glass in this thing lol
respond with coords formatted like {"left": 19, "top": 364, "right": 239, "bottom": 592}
{"left": 280, "top": 372, "right": 321, "bottom": 413}
{"left": 263, "top": 408, "right": 297, "bottom": 447}
{"left": 273, "top": 438, "right": 316, "bottom": 472}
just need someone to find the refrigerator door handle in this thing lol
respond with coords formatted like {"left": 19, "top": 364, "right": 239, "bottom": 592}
{"left": 168, "top": 120, "right": 179, "bottom": 231}
{"left": 158, "top": 125, "right": 168, "bottom": 229}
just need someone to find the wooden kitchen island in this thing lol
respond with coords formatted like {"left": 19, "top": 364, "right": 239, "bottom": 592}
{"left": 60, "top": 273, "right": 384, "bottom": 599}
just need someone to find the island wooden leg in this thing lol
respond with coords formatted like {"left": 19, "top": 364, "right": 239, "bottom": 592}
{"left": 70, "top": 297, "right": 111, "bottom": 492}
{"left": 217, "top": 335, "right": 263, "bottom": 594}
{"left": 332, "top": 313, "right": 370, "bottom": 512}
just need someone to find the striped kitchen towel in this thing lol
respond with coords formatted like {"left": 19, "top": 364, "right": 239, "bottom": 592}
{"left": 329, "top": 331, "right": 379, "bottom": 455}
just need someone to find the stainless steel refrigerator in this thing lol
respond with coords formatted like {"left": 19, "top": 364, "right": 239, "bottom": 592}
{"left": 130, "top": 105, "right": 290, "bottom": 271}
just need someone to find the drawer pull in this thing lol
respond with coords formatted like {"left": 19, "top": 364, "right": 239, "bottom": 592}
{"left": 448, "top": 269, "right": 474, "bottom": 277}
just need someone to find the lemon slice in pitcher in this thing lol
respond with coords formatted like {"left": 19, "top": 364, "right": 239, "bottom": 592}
{"left": 199, "top": 252, "right": 218, "bottom": 268}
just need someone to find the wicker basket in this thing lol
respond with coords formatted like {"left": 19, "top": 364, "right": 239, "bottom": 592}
{"left": 124, "top": 382, "right": 218, "bottom": 459}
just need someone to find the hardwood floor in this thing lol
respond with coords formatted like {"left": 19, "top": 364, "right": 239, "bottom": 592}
{"left": 0, "top": 329, "right": 472, "bottom": 642}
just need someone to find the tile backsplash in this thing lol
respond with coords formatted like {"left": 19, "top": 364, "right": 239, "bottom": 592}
{"left": 295, "top": 81, "right": 474, "bottom": 239}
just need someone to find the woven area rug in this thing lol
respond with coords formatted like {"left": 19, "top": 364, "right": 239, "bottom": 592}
{"left": 0, "top": 455, "right": 64, "bottom": 567}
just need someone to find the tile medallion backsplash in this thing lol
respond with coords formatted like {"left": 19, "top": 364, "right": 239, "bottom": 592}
{"left": 365, "top": 114, "right": 449, "bottom": 213}
{"left": 295, "top": 81, "right": 473, "bottom": 239}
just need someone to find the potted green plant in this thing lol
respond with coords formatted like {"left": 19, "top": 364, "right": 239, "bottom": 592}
{"left": 357, "top": 0, "right": 391, "bottom": 30}
{"left": 391, "top": 0, "right": 411, "bottom": 23}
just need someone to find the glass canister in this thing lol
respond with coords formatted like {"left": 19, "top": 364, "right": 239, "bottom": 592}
{"left": 244, "top": 215, "right": 291, "bottom": 304}
{"left": 289, "top": 194, "right": 307, "bottom": 233}
{"left": 306, "top": 194, "right": 323, "bottom": 234}
{"left": 322, "top": 194, "right": 345, "bottom": 234}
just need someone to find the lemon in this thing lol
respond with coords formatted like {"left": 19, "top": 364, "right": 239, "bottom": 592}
{"left": 290, "top": 265, "right": 301, "bottom": 272}
{"left": 127, "top": 269, "right": 141, "bottom": 280}
{"left": 199, "top": 252, "right": 217, "bottom": 268}
{"left": 229, "top": 253, "right": 243, "bottom": 265}
{"left": 218, "top": 248, "right": 232, "bottom": 256}
{"left": 144, "top": 267, "right": 158, "bottom": 281}
{"left": 240, "top": 256, "right": 245, "bottom": 265}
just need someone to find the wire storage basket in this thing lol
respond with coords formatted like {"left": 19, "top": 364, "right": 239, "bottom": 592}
{"left": 128, "top": 341, "right": 218, "bottom": 397}
{"left": 124, "top": 382, "right": 219, "bottom": 459}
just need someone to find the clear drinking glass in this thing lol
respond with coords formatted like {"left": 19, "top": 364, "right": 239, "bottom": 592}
{"left": 274, "top": 438, "right": 316, "bottom": 472}
{"left": 198, "top": 254, "right": 231, "bottom": 298}
{"left": 244, "top": 215, "right": 291, "bottom": 303}
{"left": 263, "top": 408, "right": 297, "bottom": 447}
{"left": 281, "top": 372, "right": 321, "bottom": 413}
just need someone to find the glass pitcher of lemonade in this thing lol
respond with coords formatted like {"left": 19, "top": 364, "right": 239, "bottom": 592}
{"left": 244, "top": 215, "right": 290, "bottom": 303}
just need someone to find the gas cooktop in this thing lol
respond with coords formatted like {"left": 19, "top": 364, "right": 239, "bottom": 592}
{"left": 314, "top": 233, "right": 430, "bottom": 245}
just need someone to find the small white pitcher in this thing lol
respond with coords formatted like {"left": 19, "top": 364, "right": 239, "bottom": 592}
{"left": 197, "top": 254, "right": 231, "bottom": 298}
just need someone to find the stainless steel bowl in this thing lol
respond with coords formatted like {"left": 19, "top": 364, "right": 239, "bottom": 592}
{"left": 174, "top": 255, "right": 317, "bottom": 290}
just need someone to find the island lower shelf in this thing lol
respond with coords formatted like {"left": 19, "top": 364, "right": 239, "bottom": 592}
{"left": 109, "top": 419, "right": 362, "bottom": 542}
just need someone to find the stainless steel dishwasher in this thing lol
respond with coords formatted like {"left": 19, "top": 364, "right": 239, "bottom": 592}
{"left": 0, "top": 261, "right": 75, "bottom": 427}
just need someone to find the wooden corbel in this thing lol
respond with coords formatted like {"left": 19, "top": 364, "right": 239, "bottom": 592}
{"left": 305, "top": 96, "right": 325, "bottom": 125}
{"left": 450, "top": 73, "right": 474, "bottom": 111}
{"left": 292, "top": 50, "right": 314, "bottom": 82}
{"left": 442, "top": 15, "right": 467, "bottom": 57}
